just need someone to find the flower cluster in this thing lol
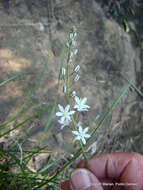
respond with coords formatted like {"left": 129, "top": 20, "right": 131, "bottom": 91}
{"left": 61, "top": 27, "right": 80, "bottom": 95}
{"left": 56, "top": 27, "right": 91, "bottom": 145}
{"left": 66, "top": 27, "right": 78, "bottom": 64}
{"left": 56, "top": 95, "right": 90, "bottom": 144}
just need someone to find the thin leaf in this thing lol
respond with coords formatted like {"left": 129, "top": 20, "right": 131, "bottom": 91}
{"left": 0, "top": 61, "right": 48, "bottom": 130}
{"left": 0, "top": 72, "right": 24, "bottom": 87}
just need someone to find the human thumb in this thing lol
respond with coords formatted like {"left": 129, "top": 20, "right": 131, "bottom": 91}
{"left": 70, "top": 168, "right": 103, "bottom": 190}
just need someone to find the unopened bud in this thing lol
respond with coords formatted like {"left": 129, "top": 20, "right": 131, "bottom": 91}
{"left": 66, "top": 42, "right": 70, "bottom": 48}
{"left": 70, "top": 33, "right": 74, "bottom": 39}
{"left": 70, "top": 52, "right": 74, "bottom": 59}
{"left": 63, "top": 85, "right": 67, "bottom": 93}
{"left": 39, "top": 23, "right": 45, "bottom": 31}
{"left": 74, "top": 65, "right": 80, "bottom": 72}
{"left": 72, "top": 40, "right": 76, "bottom": 46}
{"left": 74, "top": 74, "right": 80, "bottom": 82}
{"left": 73, "top": 49, "right": 78, "bottom": 55}
{"left": 62, "top": 68, "right": 66, "bottom": 76}
{"left": 71, "top": 91, "right": 76, "bottom": 97}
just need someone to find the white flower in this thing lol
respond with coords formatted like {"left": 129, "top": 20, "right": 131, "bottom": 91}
{"left": 74, "top": 74, "right": 80, "bottom": 82}
{"left": 74, "top": 65, "right": 80, "bottom": 72}
{"left": 62, "top": 68, "right": 66, "bottom": 76}
{"left": 58, "top": 118, "right": 71, "bottom": 129}
{"left": 74, "top": 96, "right": 90, "bottom": 112}
{"left": 56, "top": 104, "right": 75, "bottom": 122}
{"left": 72, "top": 125, "right": 90, "bottom": 145}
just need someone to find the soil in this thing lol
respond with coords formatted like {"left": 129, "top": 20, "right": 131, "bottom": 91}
{"left": 0, "top": 0, "right": 143, "bottom": 182}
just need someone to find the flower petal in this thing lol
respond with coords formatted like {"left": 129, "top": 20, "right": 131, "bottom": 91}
{"left": 76, "top": 136, "right": 81, "bottom": 141}
{"left": 84, "top": 134, "right": 90, "bottom": 138}
{"left": 74, "top": 105, "right": 78, "bottom": 109}
{"left": 81, "top": 97, "right": 87, "bottom": 104}
{"left": 58, "top": 104, "right": 64, "bottom": 112}
{"left": 72, "top": 131, "right": 79, "bottom": 136}
{"left": 75, "top": 96, "right": 80, "bottom": 104}
{"left": 81, "top": 138, "right": 86, "bottom": 145}
{"left": 83, "top": 127, "right": 89, "bottom": 133}
{"left": 58, "top": 119, "right": 63, "bottom": 124}
{"left": 65, "top": 104, "right": 70, "bottom": 112}
{"left": 60, "top": 117, "right": 65, "bottom": 122}
{"left": 84, "top": 105, "right": 90, "bottom": 108}
{"left": 56, "top": 112, "right": 63, "bottom": 117}
{"left": 79, "top": 125, "right": 83, "bottom": 133}
{"left": 69, "top": 110, "right": 75, "bottom": 115}
{"left": 66, "top": 115, "right": 71, "bottom": 121}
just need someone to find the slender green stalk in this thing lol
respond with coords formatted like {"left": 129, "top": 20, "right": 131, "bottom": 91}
{"left": 0, "top": 72, "right": 24, "bottom": 87}
{"left": 0, "top": 61, "right": 48, "bottom": 130}
{"left": 80, "top": 141, "right": 88, "bottom": 166}
{"left": 65, "top": 35, "right": 89, "bottom": 167}
{"left": 65, "top": 46, "right": 72, "bottom": 104}
{"left": 0, "top": 104, "right": 43, "bottom": 131}
{"left": 87, "top": 83, "right": 131, "bottom": 143}
{"left": 0, "top": 105, "right": 52, "bottom": 138}
{"left": 35, "top": 46, "right": 66, "bottom": 148}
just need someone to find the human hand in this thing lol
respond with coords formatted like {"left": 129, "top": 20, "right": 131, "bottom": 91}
{"left": 61, "top": 152, "right": 143, "bottom": 190}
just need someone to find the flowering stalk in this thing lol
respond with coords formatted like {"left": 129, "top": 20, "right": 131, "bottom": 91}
{"left": 65, "top": 33, "right": 73, "bottom": 103}
{"left": 65, "top": 28, "right": 77, "bottom": 103}
{"left": 80, "top": 141, "right": 88, "bottom": 166}
{"left": 65, "top": 51, "right": 70, "bottom": 104}
{"left": 56, "top": 27, "right": 90, "bottom": 165}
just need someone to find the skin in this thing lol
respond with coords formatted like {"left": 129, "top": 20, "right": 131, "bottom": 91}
{"left": 61, "top": 152, "right": 143, "bottom": 190}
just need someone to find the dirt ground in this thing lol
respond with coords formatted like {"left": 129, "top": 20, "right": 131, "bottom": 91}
{"left": 0, "top": 0, "right": 143, "bottom": 173}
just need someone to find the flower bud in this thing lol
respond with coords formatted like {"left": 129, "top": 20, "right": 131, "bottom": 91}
{"left": 74, "top": 65, "right": 80, "bottom": 72}
{"left": 73, "top": 49, "right": 78, "bottom": 55}
{"left": 63, "top": 85, "right": 67, "bottom": 93}
{"left": 62, "top": 68, "right": 66, "bottom": 76}
{"left": 74, "top": 74, "right": 80, "bottom": 82}
{"left": 71, "top": 91, "right": 76, "bottom": 97}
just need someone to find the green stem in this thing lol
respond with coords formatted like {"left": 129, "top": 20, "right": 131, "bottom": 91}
{"left": 80, "top": 142, "right": 88, "bottom": 166}
{"left": 65, "top": 47, "right": 71, "bottom": 104}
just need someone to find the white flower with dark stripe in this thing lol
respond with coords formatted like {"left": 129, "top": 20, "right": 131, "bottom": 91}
{"left": 72, "top": 125, "right": 90, "bottom": 145}
{"left": 56, "top": 104, "right": 75, "bottom": 122}
{"left": 74, "top": 96, "right": 90, "bottom": 112}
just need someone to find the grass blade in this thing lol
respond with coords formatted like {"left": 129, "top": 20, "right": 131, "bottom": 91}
{"left": 0, "top": 72, "right": 24, "bottom": 87}
{"left": 0, "top": 105, "right": 52, "bottom": 138}
{"left": 0, "top": 61, "right": 48, "bottom": 129}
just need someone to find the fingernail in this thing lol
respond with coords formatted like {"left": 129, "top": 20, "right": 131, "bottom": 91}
{"left": 70, "top": 169, "right": 93, "bottom": 190}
